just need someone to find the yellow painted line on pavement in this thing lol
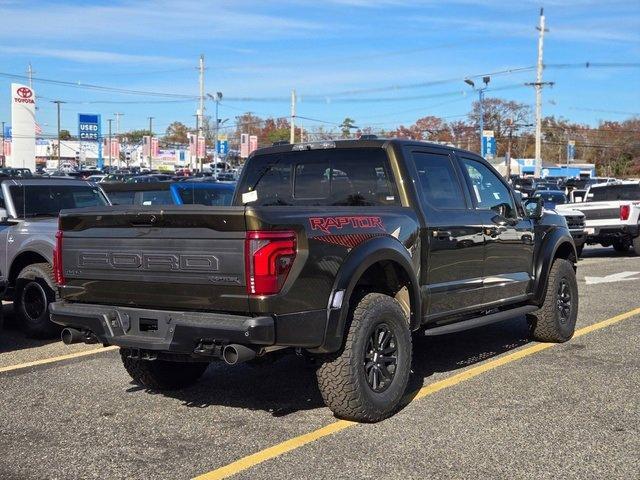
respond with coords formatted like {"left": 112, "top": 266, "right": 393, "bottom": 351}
{"left": 0, "top": 345, "right": 119, "bottom": 374}
{"left": 194, "top": 306, "right": 640, "bottom": 480}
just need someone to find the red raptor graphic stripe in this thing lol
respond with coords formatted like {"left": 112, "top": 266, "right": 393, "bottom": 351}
{"left": 309, "top": 216, "right": 384, "bottom": 234}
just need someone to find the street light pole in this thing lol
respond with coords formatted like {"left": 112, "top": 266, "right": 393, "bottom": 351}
{"left": 464, "top": 77, "right": 490, "bottom": 155}
{"left": 1, "top": 121, "right": 4, "bottom": 167}
{"left": 107, "top": 118, "right": 113, "bottom": 168}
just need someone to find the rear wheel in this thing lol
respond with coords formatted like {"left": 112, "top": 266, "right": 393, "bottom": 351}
{"left": 612, "top": 239, "right": 629, "bottom": 252}
{"left": 632, "top": 236, "right": 640, "bottom": 256}
{"left": 529, "top": 258, "right": 578, "bottom": 343}
{"left": 316, "top": 293, "right": 412, "bottom": 422}
{"left": 15, "top": 263, "right": 60, "bottom": 338}
{"left": 120, "top": 349, "right": 209, "bottom": 390}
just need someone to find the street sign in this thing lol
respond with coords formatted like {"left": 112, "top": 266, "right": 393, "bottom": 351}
{"left": 3, "top": 125, "right": 11, "bottom": 139}
{"left": 216, "top": 139, "right": 228, "bottom": 155}
{"left": 481, "top": 130, "right": 496, "bottom": 159}
{"left": 78, "top": 114, "right": 101, "bottom": 142}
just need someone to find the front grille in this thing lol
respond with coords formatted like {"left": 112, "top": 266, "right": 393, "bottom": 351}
{"left": 565, "top": 216, "right": 585, "bottom": 229}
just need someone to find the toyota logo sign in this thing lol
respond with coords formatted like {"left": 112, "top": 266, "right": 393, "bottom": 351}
{"left": 17, "top": 87, "right": 33, "bottom": 99}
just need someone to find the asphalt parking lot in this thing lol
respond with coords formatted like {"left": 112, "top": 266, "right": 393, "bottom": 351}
{"left": 1, "top": 246, "right": 639, "bottom": 480}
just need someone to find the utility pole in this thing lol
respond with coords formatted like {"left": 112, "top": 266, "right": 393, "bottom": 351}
{"left": 148, "top": 116, "right": 154, "bottom": 169}
{"left": 52, "top": 100, "right": 65, "bottom": 169}
{"left": 27, "top": 63, "right": 34, "bottom": 89}
{"left": 114, "top": 112, "right": 123, "bottom": 168}
{"left": 107, "top": 118, "right": 113, "bottom": 168}
{"left": 290, "top": 89, "right": 296, "bottom": 144}
{"left": 198, "top": 54, "right": 206, "bottom": 171}
{"left": 526, "top": 8, "right": 552, "bottom": 178}
{"left": 194, "top": 114, "right": 199, "bottom": 172}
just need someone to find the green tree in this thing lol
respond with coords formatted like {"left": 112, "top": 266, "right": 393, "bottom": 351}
{"left": 340, "top": 117, "right": 356, "bottom": 138}
{"left": 59, "top": 129, "right": 73, "bottom": 140}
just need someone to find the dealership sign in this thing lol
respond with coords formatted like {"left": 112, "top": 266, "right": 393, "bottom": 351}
{"left": 9, "top": 83, "right": 36, "bottom": 171}
{"left": 78, "top": 114, "right": 101, "bottom": 141}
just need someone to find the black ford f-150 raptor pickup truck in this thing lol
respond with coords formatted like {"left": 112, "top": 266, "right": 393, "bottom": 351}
{"left": 50, "top": 139, "right": 578, "bottom": 422}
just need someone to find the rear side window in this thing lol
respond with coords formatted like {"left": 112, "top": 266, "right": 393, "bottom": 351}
{"left": 139, "top": 190, "right": 174, "bottom": 205}
{"left": 587, "top": 184, "right": 640, "bottom": 202}
{"left": 237, "top": 148, "right": 399, "bottom": 207}
{"left": 412, "top": 151, "right": 466, "bottom": 210}
{"left": 107, "top": 191, "right": 135, "bottom": 205}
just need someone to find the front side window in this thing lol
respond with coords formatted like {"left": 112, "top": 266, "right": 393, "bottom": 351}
{"left": 461, "top": 158, "right": 517, "bottom": 218}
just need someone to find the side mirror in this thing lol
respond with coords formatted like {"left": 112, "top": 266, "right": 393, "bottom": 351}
{"left": 0, "top": 208, "right": 8, "bottom": 222}
{"left": 523, "top": 198, "right": 543, "bottom": 220}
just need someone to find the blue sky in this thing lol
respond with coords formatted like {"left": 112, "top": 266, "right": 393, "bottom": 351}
{"left": 0, "top": 0, "right": 639, "bottom": 138}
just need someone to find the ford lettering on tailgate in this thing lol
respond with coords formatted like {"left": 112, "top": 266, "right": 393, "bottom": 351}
{"left": 78, "top": 252, "right": 220, "bottom": 272}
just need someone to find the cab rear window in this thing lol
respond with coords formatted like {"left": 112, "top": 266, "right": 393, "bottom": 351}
{"left": 236, "top": 148, "right": 399, "bottom": 207}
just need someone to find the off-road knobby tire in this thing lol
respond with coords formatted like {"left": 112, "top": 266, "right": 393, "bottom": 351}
{"left": 612, "top": 240, "right": 629, "bottom": 253}
{"left": 529, "top": 258, "right": 578, "bottom": 343}
{"left": 120, "top": 349, "right": 209, "bottom": 390}
{"left": 632, "top": 236, "right": 640, "bottom": 256}
{"left": 15, "top": 263, "right": 60, "bottom": 339}
{"left": 316, "top": 293, "right": 412, "bottom": 422}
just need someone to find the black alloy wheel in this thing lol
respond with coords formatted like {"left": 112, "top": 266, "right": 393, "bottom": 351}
{"left": 364, "top": 323, "right": 398, "bottom": 393}
{"left": 22, "top": 281, "right": 48, "bottom": 322}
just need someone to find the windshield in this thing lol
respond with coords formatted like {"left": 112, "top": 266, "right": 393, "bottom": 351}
{"left": 587, "top": 184, "right": 640, "bottom": 202}
{"left": 10, "top": 184, "right": 109, "bottom": 218}
{"left": 176, "top": 185, "right": 234, "bottom": 206}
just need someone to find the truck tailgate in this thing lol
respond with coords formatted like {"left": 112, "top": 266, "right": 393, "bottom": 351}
{"left": 58, "top": 205, "right": 248, "bottom": 312}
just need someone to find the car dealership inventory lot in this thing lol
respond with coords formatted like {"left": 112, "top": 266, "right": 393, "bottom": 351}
{"left": 0, "top": 245, "right": 638, "bottom": 480}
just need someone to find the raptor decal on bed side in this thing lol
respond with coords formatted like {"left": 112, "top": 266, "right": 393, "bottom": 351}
{"left": 309, "top": 216, "right": 385, "bottom": 234}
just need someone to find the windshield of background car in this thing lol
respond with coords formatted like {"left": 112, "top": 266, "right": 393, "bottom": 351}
{"left": 535, "top": 192, "right": 566, "bottom": 204}
{"left": 177, "top": 185, "right": 234, "bottom": 206}
{"left": 10, "top": 185, "right": 109, "bottom": 217}
{"left": 235, "top": 148, "right": 400, "bottom": 207}
{"left": 587, "top": 184, "right": 640, "bottom": 202}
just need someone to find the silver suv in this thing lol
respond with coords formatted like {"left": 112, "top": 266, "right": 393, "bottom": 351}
{"left": 0, "top": 178, "right": 109, "bottom": 337}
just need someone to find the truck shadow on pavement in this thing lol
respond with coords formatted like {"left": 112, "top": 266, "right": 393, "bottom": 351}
{"left": 0, "top": 305, "right": 61, "bottom": 354}
{"left": 143, "top": 315, "right": 532, "bottom": 418}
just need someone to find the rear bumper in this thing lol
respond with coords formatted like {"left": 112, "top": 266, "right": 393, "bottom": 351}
{"left": 586, "top": 224, "right": 639, "bottom": 243}
{"left": 49, "top": 301, "right": 326, "bottom": 355}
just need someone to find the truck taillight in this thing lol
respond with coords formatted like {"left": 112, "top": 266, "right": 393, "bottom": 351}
{"left": 53, "top": 230, "right": 65, "bottom": 286}
{"left": 245, "top": 231, "right": 296, "bottom": 295}
{"left": 620, "top": 204, "right": 630, "bottom": 221}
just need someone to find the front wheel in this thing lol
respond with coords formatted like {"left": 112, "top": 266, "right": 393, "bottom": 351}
{"left": 529, "top": 258, "right": 578, "bottom": 343}
{"left": 120, "top": 349, "right": 209, "bottom": 390}
{"left": 316, "top": 293, "right": 412, "bottom": 422}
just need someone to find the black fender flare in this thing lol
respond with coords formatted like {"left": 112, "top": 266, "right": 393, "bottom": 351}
{"left": 311, "top": 235, "right": 421, "bottom": 353}
{"left": 533, "top": 228, "right": 576, "bottom": 306}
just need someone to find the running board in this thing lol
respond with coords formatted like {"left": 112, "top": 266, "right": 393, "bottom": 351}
{"left": 423, "top": 305, "right": 538, "bottom": 336}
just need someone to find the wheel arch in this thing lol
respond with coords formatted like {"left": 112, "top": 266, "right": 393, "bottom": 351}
{"left": 8, "top": 250, "right": 51, "bottom": 289}
{"left": 533, "top": 228, "right": 577, "bottom": 306}
{"left": 313, "top": 235, "right": 421, "bottom": 353}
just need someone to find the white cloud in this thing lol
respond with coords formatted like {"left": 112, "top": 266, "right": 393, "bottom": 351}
{"left": 0, "top": 46, "right": 190, "bottom": 64}
{"left": 0, "top": 1, "right": 324, "bottom": 41}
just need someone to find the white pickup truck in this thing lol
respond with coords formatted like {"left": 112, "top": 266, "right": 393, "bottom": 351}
{"left": 558, "top": 181, "right": 640, "bottom": 254}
